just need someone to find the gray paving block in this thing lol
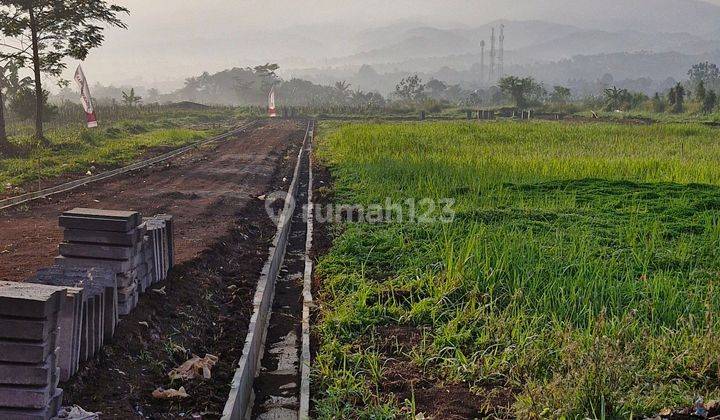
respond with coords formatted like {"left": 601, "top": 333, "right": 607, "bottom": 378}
{"left": 136, "top": 263, "right": 148, "bottom": 292}
{"left": 0, "top": 282, "right": 64, "bottom": 319}
{"left": 82, "top": 297, "right": 96, "bottom": 360}
{"left": 59, "top": 215, "right": 136, "bottom": 233}
{"left": 0, "top": 354, "right": 56, "bottom": 386}
{"left": 95, "top": 294, "right": 105, "bottom": 350}
{"left": 0, "top": 312, "right": 57, "bottom": 341}
{"left": 78, "top": 298, "right": 90, "bottom": 363}
{"left": 59, "top": 242, "right": 139, "bottom": 261}
{"left": 103, "top": 287, "right": 117, "bottom": 343}
{"left": 156, "top": 214, "right": 175, "bottom": 269}
{"left": 62, "top": 208, "right": 141, "bottom": 224}
{"left": 116, "top": 270, "right": 137, "bottom": 288}
{"left": 54, "top": 256, "right": 133, "bottom": 273}
{"left": 63, "top": 226, "right": 144, "bottom": 246}
{"left": 0, "top": 388, "right": 62, "bottom": 420}
{"left": 0, "top": 333, "right": 56, "bottom": 364}
{"left": 0, "top": 382, "right": 56, "bottom": 409}
{"left": 31, "top": 266, "right": 116, "bottom": 365}
{"left": 117, "top": 282, "right": 137, "bottom": 301}
{"left": 145, "top": 219, "right": 167, "bottom": 281}
{"left": 160, "top": 226, "right": 169, "bottom": 278}
{"left": 66, "top": 288, "right": 83, "bottom": 378}
{"left": 55, "top": 287, "right": 82, "bottom": 382}
{"left": 0, "top": 340, "right": 55, "bottom": 365}
{"left": 117, "top": 298, "right": 134, "bottom": 316}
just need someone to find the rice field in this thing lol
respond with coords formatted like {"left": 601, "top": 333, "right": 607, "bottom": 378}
{"left": 313, "top": 120, "right": 720, "bottom": 418}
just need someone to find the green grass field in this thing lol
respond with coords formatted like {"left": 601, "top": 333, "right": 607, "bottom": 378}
{"left": 313, "top": 120, "right": 720, "bottom": 418}
{"left": 0, "top": 107, "right": 238, "bottom": 191}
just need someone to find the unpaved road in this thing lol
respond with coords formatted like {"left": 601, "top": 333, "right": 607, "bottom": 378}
{"left": 0, "top": 119, "right": 306, "bottom": 418}
{"left": 0, "top": 120, "right": 302, "bottom": 283}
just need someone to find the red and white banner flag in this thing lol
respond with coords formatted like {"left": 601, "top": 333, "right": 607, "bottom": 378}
{"left": 74, "top": 65, "right": 98, "bottom": 128}
{"left": 268, "top": 87, "right": 277, "bottom": 118}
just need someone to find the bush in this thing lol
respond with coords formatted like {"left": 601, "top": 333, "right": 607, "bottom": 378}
{"left": 9, "top": 88, "right": 57, "bottom": 122}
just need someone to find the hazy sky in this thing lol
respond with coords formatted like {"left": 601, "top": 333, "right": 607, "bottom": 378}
{"left": 62, "top": 0, "right": 720, "bottom": 89}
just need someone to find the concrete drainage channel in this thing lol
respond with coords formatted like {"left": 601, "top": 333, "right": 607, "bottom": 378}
{"left": 222, "top": 120, "right": 315, "bottom": 420}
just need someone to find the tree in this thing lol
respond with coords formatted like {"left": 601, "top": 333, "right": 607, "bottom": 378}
{"left": 688, "top": 62, "right": 720, "bottom": 86}
{"left": 703, "top": 90, "right": 717, "bottom": 113}
{"left": 253, "top": 63, "right": 280, "bottom": 93}
{"left": 425, "top": 79, "right": 447, "bottom": 99}
{"left": 334, "top": 81, "right": 351, "bottom": 101}
{"left": 0, "top": 59, "right": 32, "bottom": 153}
{"left": 0, "top": 1, "right": 129, "bottom": 141}
{"left": 668, "top": 83, "right": 685, "bottom": 113}
{"left": 696, "top": 80, "right": 706, "bottom": 103}
{"left": 603, "top": 86, "right": 631, "bottom": 111}
{"left": 652, "top": 92, "right": 666, "bottom": 113}
{"left": 498, "top": 76, "right": 541, "bottom": 108}
{"left": 10, "top": 87, "right": 56, "bottom": 121}
{"left": 395, "top": 74, "right": 425, "bottom": 102}
{"left": 350, "top": 90, "right": 385, "bottom": 108}
{"left": 122, "top": 88, "right": 142, "bottom": 106}
{"left": 550, "top": 85, "right": 572, "bottom": 104}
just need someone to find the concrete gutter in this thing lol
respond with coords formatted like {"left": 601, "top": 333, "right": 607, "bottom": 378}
{"left": 299, "top": 121, "right": 315, "bottom": 419}
{"left": 221, "top": 120, "right": 312, "bottom": 420}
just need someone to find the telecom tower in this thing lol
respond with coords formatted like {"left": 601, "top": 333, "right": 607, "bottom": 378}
{"left": 489, "top": 27, "right": 496, "bottom": 82}
{"left": 480, "top": 40, "right": 486, "bottom": 83}
{"left": 499, "top": 24, "right": 505, "bottom": 78}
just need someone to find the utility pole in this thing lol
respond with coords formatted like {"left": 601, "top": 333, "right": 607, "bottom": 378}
{"left": 480, "top": 40, "right": 485, "bottom": 84}
{"left": 489, "top": 27, "right": 496, "bottom": 82}
{"left": 499, "top": 24, "right": 505, "bottom": 79}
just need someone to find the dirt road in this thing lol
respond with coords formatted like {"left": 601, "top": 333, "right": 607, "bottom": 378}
{"left": 0, "top": 119, "right": 306, "bottom": 418}
{"left": 0, "top": 120, "right": 301, "bottom": 282}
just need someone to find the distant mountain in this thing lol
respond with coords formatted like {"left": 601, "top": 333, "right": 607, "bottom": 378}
{"left": 454, "top": 20, "right": 582, "bottom": 50}
{"left": 330, "top": 18, "right": 720, "bottom": 68}
{"left": 504, "top": 0, "right": 720, "bottom": 35}
{"left": 343, "top": 27, "right": 475, "bottom": 64}
{"left": 516, "top": 30, "right": 720, "bottom": 61}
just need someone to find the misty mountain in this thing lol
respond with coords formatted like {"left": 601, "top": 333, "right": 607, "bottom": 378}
{"left": 343, "top": 27, "right": 474, "bottom": 64}
{"left": 455, "top": 20, "right": 581, "bottom": 50}
{"left": 516, "top": 30, "right": 719, "bottom": 61}
{"left": 323, "top": 18, "right": 720, "bottom": 70}
{"left": 504, "top": 0, "right": 720, "bottom": 35}
{"left": 346, "top": 20, "right": 580, "bottom": 64}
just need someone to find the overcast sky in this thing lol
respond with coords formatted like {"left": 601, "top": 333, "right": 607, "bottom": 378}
{"left": 63, "top": 0, "right": 720, "bottom": 90}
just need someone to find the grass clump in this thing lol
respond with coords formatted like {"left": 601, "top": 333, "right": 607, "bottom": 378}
{"left": 313, "top": 120, "right": 720, "bottom": 418}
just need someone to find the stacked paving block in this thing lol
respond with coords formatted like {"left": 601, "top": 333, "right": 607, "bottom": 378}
{"left": 30, "top": 267, "right": 113, "bottom": 377}
{"left": 144, "top": 216, "right": 174, "bottom": 285}
{"left": 0, "top": 282, "right": 65, "bottom": 420}
{"left": 0, "top": 208, "right": 178, "bottom": 414}
{"left": 55, "top": 208, "right": 144, "bottom": 316}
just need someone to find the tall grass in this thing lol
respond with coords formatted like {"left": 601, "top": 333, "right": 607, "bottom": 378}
{"left": 313, "top": 121, "right": 720, "bottom": 418}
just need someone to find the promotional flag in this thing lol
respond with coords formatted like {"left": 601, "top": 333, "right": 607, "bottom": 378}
{"left": 268, "top": 87, "right": 277, "bottom": 118}
{"left": 74, "top": 65, "right": 98, "bottom": 128}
